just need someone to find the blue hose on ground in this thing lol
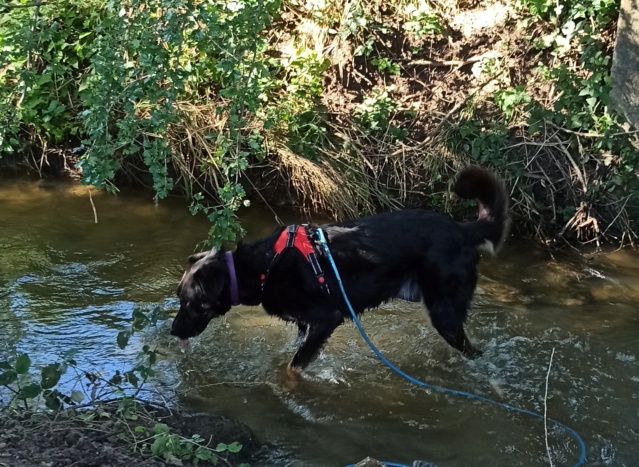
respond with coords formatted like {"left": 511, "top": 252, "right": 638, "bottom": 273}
{"left": 315, "top": 228, "right": 587, "bottom": 467}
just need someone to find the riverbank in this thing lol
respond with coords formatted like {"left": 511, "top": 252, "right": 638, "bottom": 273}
{"left": 0, "top": 401, "right": 265, "bottom": 467}
{"left": 2, "top": 0, "right": 638, "bottom": 248}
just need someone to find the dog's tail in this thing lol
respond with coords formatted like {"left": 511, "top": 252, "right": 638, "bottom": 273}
{"left": 454, "top": 165, "right": 510, "bottom": 255}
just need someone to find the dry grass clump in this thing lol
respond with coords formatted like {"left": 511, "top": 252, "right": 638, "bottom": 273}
{"left": 166, "top": 101, "right": 229, "bottom": 200}
{"left": 159, "top": 0, "right": 637, "bottom": 248}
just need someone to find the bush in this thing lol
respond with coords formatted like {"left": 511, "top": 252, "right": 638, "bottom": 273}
{"left": 2, "top": 0, "right": 637, "bottom": 246}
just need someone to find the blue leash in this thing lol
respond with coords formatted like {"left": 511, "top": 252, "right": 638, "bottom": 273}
{"left": 315, "top": 228, "right": 587, "bottom": 467}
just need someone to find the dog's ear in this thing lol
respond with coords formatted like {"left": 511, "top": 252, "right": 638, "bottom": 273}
{"left": 188, "top": 250, "right": 213, "bottom": 264}
{"left": 194, "top": 259, "right": 227, "bottom": 305}
{"left": 177, "top": 253, "right": 227, "bottom": 310}
{"left": 177, "top": 250, "right": 216, "bottom": 296}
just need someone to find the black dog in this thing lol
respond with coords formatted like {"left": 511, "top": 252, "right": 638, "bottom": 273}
{"left": 171, "top": 166, "right": 509, "bottom": 376}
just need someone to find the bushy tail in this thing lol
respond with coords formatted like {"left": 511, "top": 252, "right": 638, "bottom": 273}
{"left": 454, "top": 165, "right": 510, "bottom": 254}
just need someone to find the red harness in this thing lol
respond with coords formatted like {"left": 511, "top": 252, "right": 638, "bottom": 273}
{"left": 261, "top": 225, "right": 330, "bottom": 295}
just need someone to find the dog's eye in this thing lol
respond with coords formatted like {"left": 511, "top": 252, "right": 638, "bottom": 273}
{"left": 201, "top": 302, "right": 213, "bottom": 311}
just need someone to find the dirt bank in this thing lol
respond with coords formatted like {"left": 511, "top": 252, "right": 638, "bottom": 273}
{"left": 0, "top": 403, "right": 266, "bottom": 467}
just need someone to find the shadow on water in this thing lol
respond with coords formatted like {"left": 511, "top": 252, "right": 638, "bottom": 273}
{"left": 1, "top": 178, "right": 638, "bottom": 466}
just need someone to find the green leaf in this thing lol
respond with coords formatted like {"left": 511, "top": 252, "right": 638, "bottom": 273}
{"left": 37, "top": 73, "right": 53, "bottom": 86}
{"left": 41, "top": 364, "right": 63, "bottom": 389}
{"left": 44, "top": 392, "right": 63, "bottom": 411}
{"left": 15, "top": 354, "right": 31, "bottom": 374}
{"left": 195, "top": 447, "right": 213, "bottom": 460}
{"left": 191, "top": 434, "right": 205, "bottom": 444}
{"left": 153, "top": 423, "right": 171, "bottom": 435}
{"left": 70, "top": 390, "right": 85, "bottom": 403}
{"left": 227, "top": 441, "right": 242, "bottom": 453}
{"left": 124, "top": 370, "right": 139, "bottom": 388}
{"left": 17, "top": 383, "right": 41, "bottom": 400}
{"left": 151, "top": 436, "right": 167, "bottom": 457}
{"left": 214, "top": 442, "right": 228, "bottom": 452}
{"left": 117, "top": 330, "right": 132, "bottom": 350}
{"left": 132, "top": 308, "right": 147, "bottom": 322}
{"left": 0, "top": 370, "right": 18, "bottom": 386}
{"left": 0, "top": 361, "right": 12, "bottom": 370}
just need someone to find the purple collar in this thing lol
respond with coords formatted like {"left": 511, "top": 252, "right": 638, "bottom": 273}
{"left": 225, "top": 251, "right": 240, "bottom": 306}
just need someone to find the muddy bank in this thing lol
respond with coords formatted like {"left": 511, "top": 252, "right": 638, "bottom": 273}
{"left": 0, "top": 403, "right": 266, "bottom": 467}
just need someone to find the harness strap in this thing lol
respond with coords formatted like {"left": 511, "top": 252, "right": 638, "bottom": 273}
{"left": 261, "top": 225, "right": 330, "bottom": 295}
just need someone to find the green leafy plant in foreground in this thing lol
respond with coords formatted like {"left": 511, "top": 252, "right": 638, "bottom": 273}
{"left": 0, "top": 307, "right": 166, "bottom": 410}
{"left": 0, "top": 307, "right": 248, "bottom": 465}
{"left": 0, "top": 353, "right": 82, "bottom": 411}
{"left": 141, "top": 423, "right": 247, "bottom": 466}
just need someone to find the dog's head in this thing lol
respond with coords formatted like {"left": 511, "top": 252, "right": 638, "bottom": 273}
{"left": 170, "top": 250, "right": 232, "bottom": 344}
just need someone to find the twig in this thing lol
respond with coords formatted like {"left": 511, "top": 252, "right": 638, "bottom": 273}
{"left": 544, "top": 347, "right": 556, "bottom": 467}
{"left": 410, "top": 51, "right": 502, "bottom": 68}
{"left": 548, "top": 121, "right": 639, "bottom": 139}
{"left": 552, "top": 135, "right": 587, "bottom": 193}
{"left": 411, "top": 58, "right": 479, "bottom": 67}
{"left": 88, "top": 189, "right": 98, "bottom": 224}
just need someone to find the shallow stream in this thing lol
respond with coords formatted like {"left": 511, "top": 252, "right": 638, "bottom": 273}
{"left": 1, "top": 178, "right": 638, "bottom": 466}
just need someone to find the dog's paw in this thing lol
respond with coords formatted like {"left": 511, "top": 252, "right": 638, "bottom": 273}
{"left": 464, "top": 348, "right": 483, "bottom": 359}
{"left": 285, "top": 365, "right": 303, "bottom": 389}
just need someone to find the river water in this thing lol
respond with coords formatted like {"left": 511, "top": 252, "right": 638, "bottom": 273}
{"left": 1, "top": 178, "right": 638, "bottom": 466}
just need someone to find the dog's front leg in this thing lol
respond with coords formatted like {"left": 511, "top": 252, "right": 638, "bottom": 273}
{"left": 287, "top": 316, "right": 342, "bottom": 378}
{"left": 294, "top": 321, "right": 310, "bottom": 347}
{"left": 427, "top": 301, "right": 483, "bottom": 359}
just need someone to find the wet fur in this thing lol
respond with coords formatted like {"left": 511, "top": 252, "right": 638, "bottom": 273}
{"left": 171, "top": 166, "right": 509, "bottom": 373}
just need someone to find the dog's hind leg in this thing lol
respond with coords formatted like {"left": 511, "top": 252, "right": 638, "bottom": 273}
{"left": 287, "top": 314, "right": 343, "bottom": 376}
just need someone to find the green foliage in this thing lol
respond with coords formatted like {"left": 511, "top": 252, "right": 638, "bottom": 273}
{"left": 446, "top": 118, "right": 511, "bottom": 170}
{"left": 340, "top": 2, "right": 371, "bottom": 41}
{"left": 424, "top": 0, "right": 637, "bottom": 243}
{"left": 355, "top": 86, "right": 409, "bottom": 140}
{"left": 190, "top": 183, "right": 249, "bottom": 248}
{"left": 144, "top": 422, "right": 245, "bottom": 465}
{"left": 0, "top": 307, "right": 168, "bottom": 411}
{"left": 113, "top": 307, "right": 168, "bottom": 390}
{"left": 480, "top": 0, "right": 639, "bottom": 207}
{"left": 263, "top": 50, "right": 330, "bottom": 161}
{"left": 1, "top": 307, "right": 248, "bottom": 466}
{"left": 517, "top": 0, "right": 617, "bottom": 24}
{"left": 2, "top": 0, "right": 636, "bottom": 245}
{"left": 0, "top": 353, "right": 76, "bottom": 411}
{"left": 513, "top": 0, "right": 621, "bottom": 134}
{"left": 371, "top": 57, "right": 401, "bottom": 75}
{"left": 494, "top": 86, "right": 531, "bottom": 120}
{"left": 77, "top": 0, "right": 280, "bottom": 245}
{"left": 0, "top": 0, "right": 103, "bottom": 153}
{"left": 403, "top": 2, "right": 443, "bottom": 38}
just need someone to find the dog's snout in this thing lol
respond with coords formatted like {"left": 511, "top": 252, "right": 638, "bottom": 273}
{"left": 170, "top": 311, "right": 186, "bottom": 337}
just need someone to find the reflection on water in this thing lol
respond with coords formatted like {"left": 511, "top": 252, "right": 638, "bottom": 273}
{"left": 1, "top": 178, "right": 638, "bottom": 466}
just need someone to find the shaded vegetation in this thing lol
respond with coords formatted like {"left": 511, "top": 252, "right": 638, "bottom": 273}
{"left": 1, "top": 0, "right": 638, "bottom": 246}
